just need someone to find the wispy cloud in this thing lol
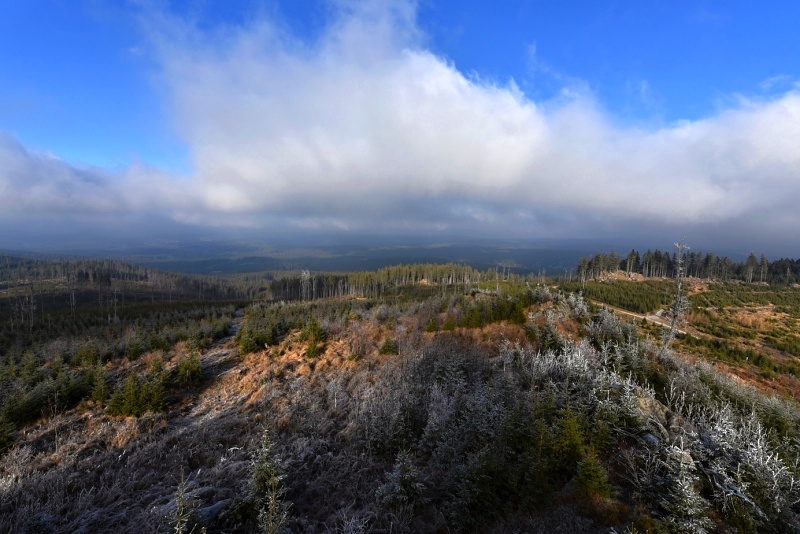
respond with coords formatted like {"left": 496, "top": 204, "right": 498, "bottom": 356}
{"left": 0, "top": 134, "right": 122, "bottom": 216}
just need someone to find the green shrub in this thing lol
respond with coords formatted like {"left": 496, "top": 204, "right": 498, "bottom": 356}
{"left": 379, "top": 338, "right": 399, "bottom": 355}
{"left": 108, "top": 373, "right": 143, "bottom": 416}
{"left": 89, "top": 365, "right": 109, "bottom": 403}
{"left": 75, "top": 343, "right": 98, "bottom": 368}
{"left": 107, "top": 361, "right": 167, "bottom": 417}
{"left": 554, "top": 406, "right": 586, "bottom": 470}
{"left": 237, "top": 330, "right": 259, "bottom": 355}
{"left": 299, "top": 318, "right": 326, "bottom": 345}
{"left": 176, "top": 352, "right": 202, "bottom": 387}
{"left": 425, "top": 317, "right": 439, "bottom": 332}
{"left": 305, "top": 340, "right": 320, "bottom": 359}
{"left": 575, "top": 449, "right": 614, "bottom": 498}
{"left": 126, "top": 336, "right": 145, "bottom": 360}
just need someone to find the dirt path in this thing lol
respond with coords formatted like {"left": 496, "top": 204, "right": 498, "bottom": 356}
{"left": 587, "top": 300, "right": 692, "bottom": 336}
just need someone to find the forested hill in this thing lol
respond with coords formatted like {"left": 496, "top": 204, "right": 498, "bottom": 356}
{"left": 578, "top": 248, "right": 800, "bottom": 284}
{"left": 0, "top": 255, "right": 246, "bottom": 363}
{"left": 0, "top": 254, "right": 244, "bottom": 301}
{"left": 268, "top": 263, "right": 485, "bottom": 301}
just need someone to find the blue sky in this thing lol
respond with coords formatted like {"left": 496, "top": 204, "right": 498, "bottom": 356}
{"left": 1, "top": 0, "right": 800, "bottom": 255}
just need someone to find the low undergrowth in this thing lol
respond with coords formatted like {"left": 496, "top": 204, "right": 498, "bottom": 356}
{"left": 1, "top": 288, "right": 799, "bottom": 533}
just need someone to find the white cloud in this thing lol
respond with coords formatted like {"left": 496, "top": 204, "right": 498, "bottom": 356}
{"left": 3, "top": 0, "right": 800, "bottom": 253}
{"left": 144, "top": 0, "right": 800, "bottom": 245}
{"left": 0, "top": 134, "right": 122, "bottom": 215}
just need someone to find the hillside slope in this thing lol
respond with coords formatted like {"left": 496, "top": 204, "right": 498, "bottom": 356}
{"left": 1, "top": 289, "right": 799, "bottom": 532}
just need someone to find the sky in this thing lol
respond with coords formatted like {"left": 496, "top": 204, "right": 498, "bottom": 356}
{"left": 1, "top": 0, "right": 800, "bottom": 256}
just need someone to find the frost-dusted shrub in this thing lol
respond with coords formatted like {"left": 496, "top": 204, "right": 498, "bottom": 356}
{"left": 250, "top": 429, "right": 290, "bottom": 534}
{"left": 658, "top": 441, "right": 713, "bottom": 534}
{"left": 567, "top": 292, "right": 589, "bottom": 318}
{"left": 532, "top": 284, "right": 553, "bottom": 304}
{"left": 376, "top": 450, "right": 425, "bottom": 516}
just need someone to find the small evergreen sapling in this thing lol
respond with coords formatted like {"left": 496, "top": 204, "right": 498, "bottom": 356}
{"left": 250, "top": 428, "right": 290, "bottom": 534}
{"left": 575, "top": 449, "right": 614, "bottom": 499}
{"left": 376, "top": 450, "right": 425, "bottom": 517}
{"left": 169, "top": 469, "right": 200, "bottom": 534}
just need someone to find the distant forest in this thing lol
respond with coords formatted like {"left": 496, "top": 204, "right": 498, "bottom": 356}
{"left": 268, "top": 263, "right": 488, "bottom": 301}
{"left": 577, "top": 248, "right": 800, "bottom": 285}
{"left": 0, "top": 255, "right": 245, "bottom": 301}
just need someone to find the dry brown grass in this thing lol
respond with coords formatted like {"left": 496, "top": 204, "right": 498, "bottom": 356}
{"left": 0, "top": 308, "right": 465, "bottom": 531}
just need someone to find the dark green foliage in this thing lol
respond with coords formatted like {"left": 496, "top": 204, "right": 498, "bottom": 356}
{"left": 526, "top": 310, "right": 567, "bottom": 353}
{"left": 458, "top": 292, "right": 533, "bottom": 329}
{"left": 269, "top": 263, "right": 481, "bottom": 301}
{"left": 237, "top": 302, "right": 345, "bottom": 355}
{"left": 692, "top": 317, "right": 757, "bottom": 340}
{"left": 379, "top": 338, "right": 399, "bottom": 355}
{"left": 5, "top": 259, "right": 800, "bottom": 532}
{"left": 107, "top": 361, "right": 167, "bottom": 417}
{"left": 0, "top": 253, "right": 243, "bottom": 364}
{"left": 764, "top": 334, "right": 800, "bottom": 358}
{"left": 575, "top": 450, "right": 614, "bottom": 498}
{"left": 107, "top": 374, "right": 143, "bottom": 416}
{"left": 576, "top": 248, "right": 800, "bottom": 285}
{"left": 1, "top": 363, "right": 92, "bottom": 427}
{"left": 462, "top": 410, "right": 553, "bottom": 517}
{"left": 442, "top": 314, "right": 456, "bottom": 331}
{"left": 299, "top": 318, "right": 326, "bottom": 345}
{"left": 305, "top": 341, "right": 320, "bottom": 359}
{"left": 425, "top": 317, "right": 438, "bottom": 332}
{"left": 460, "top": 305, "right": 482, "bottom": 328}
{"left": 680, "top": 335, "right": 786, "bottom": 375}
{"left": 554, "top": 406, "right": 587, "bottom": 470}
{"left": 237, "top": 312, "right": 285, "bottom": 354}
{"left": 74, "top": 343, "right": 98, "bottom": 368}
{"left": 236, "top": 331, "right": 259, "bottom": 355}
{"left": 176, "top": 352, "right": 202, "bottom": 387}
{"left": 126, "top": 335, "right": 146, "bottom": 360}
{"left": 299, "top": 318, "right": 327, "bottom": 359}
{"left": 563, "top": 280, "right": 670, "bottom": 314}
{"left": 89, "top": 365, "right": 109, "bottom": 403}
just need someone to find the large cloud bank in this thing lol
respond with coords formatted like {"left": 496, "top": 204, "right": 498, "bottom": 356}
{"left": 2, "top": 0, "right": 800, "bottom": 252}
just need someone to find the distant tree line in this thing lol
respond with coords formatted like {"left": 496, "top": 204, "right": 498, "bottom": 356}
{"left": 0, "top": 255, "right": 248, "bottom": 370}
{"left": 577, "top": 248, "right": 800, "bottom": 285}
{"left": 0, "top": 255, "right": 245, "bottom": 302}
{"left": 269, "top": 263, "right": 486, "bottom": 301}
